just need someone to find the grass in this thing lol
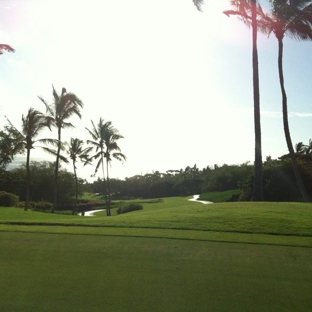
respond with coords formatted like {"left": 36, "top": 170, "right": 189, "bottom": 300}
{"left": 1, "top": 232, "right": 312, "bottom": 312}
{"left": 1, "top": 197, "right": 312, "bottom": 311}
{"left": 199, "top": 189, "right": 241, "bottom": 202}
{"left": 1, "top": 197, "right": 312, "bottom": 239}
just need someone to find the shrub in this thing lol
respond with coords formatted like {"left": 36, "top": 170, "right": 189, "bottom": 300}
{"left": 117, "top": 203, "right": 143, "bottom": 215}
{"left": 0, "top": 191, "right": 19, "bottom": 207}
{"left": 17, "top": 201, "right": 53, "bottom": 211}
{"left": 34, "top": 201, "right": 53, "bottom": 211}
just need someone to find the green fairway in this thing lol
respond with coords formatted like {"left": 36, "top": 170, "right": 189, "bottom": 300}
{"left": 1, "top": 231, "right": 312, "bottom": 312}
{"left": 1, "top": 197, "right": 312, "bottom": 239}
{"left": 1, "top": 198, "right": 312, "bottom": 311}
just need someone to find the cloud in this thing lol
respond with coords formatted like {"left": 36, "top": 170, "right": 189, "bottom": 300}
{"left": 290, "top": 112, "right": 312, "bottom": 118}
{"left": 261, "top": 110, "right": 312, "bottom": 118}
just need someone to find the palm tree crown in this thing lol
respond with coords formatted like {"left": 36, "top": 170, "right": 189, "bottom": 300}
{"left": 259, "top": 0, "right": 312, "bottom": 40}
{"left": 39, "top": 86, "right": 83, "bottom": 131}
{"left": 85, "top": 119, "right": 113, "bottom": 175}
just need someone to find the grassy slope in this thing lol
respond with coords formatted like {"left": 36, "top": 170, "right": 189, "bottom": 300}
{"left": 1, "top": 198, "right": 312, "bottom": 244}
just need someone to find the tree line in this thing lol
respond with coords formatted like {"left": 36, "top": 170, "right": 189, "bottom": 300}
{"left": 84, "top": 145, "right": 312, "bottom": 202}
{"left": 1, "top": 143, "right": 312, "bottom": 206}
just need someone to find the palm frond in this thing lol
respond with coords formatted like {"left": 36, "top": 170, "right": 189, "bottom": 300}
{"left": 37, "top": 138, "right": 58, "bottom": 146}
{"left": 193, "top": 0, "right": 204, "bottom": 11}
{"left": 94, "top": 158, "right": 102, "bottom": 174}
{"left": 260, "top": 0, "right": 312, "bottom": 40}
{"left": 41, "top": 146, "right": 58, "bottom": 156}
{"left": 58, "top": 154, "right": 69, "bottom": 164}
{"left": 38, "top": 96, "right": 55, "bottom": 117}
{"left": 62, "top": 121, "right": 75, "bottom": 129}
{"left": 52, "top": 85, "right": 60, "bottom": 103}
{"left": 0, "top": 44, "right": 15, "bottom": 54}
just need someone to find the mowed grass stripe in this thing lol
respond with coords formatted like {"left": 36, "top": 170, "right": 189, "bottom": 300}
{"left": 1, "top": 232, "right": 312, "bottom": 312}
{"left": 1, "top": 224, "right": 312, "bottom": 247}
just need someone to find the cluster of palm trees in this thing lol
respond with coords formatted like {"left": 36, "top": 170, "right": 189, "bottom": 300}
{"left": 193, "top": 0, "right": 312, "bottom": 202}
{"left": 5, "top": 87, "right": 126, "bottom": 215}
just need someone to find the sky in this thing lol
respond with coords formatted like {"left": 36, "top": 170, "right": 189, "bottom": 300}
{"left": 1, "top": 0, "right": 312, "bottom": 181}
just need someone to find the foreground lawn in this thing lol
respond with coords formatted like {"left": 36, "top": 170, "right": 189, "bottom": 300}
{"left": 1, "top": 198, "right": 312, "bottom": 311}
{"left": 1, "top": 232, "right": 312, "bottom": 312}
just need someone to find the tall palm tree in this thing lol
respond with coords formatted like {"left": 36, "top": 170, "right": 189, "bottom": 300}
{"left": 85, "top": 118, "right": 113, "bottom": 216}
{"left": 102, "top": 125, "right": 126, "bottom": 214}
{"left": 194, "top": 0, "right": 263, "bottom": 200}
{"left": 39, "top": 86, "right": 83, "bottom": 212}
{"left": 0, "top": 44, "right": 14, "bottom": 55}
{"left": 6, "top": 109, "right": 52, "bottom": 211}
{"left": 65, "top": 138, "right": 92, "bottom": 214}
{"left": 257, "top": 0, "right": 312, "bottom": 201}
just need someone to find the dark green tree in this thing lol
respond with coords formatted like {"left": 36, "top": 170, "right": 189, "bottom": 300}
{"left": 0, "top": 125, "right": 24, "bottom": 168}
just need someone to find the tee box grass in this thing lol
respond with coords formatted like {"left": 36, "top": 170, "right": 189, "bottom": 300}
{"left": 0, "top": 196, "right": 312, "bottom": 311}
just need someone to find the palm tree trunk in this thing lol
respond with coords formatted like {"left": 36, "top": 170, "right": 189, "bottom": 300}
{"left": 251, "top": 0, "right": 263, "bottom": 201}
{"left": 106, "top": 158, "right": 111, "bottom": 216}
{"left": 101, "top": 156, "right": 109, "bottom": 216}
{"left": 277, "top": 37, "right": 310, "bottom": 202}
{"left": 25, "top": 148, "right": 30, "bottom": 211}
{"left": 52, "top": 127, "right": 61, "bottom": 213}
{"left": 73, "top": 160, "right": 78, "bottom": 215}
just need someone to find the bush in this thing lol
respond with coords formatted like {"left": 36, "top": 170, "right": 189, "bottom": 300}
{"left": 34, "top": 201, "right": 53, "bottom": 211}
{"left": 117, "top": 203, "right": 143, "bottom": 215}
{"left": 0, "top": 191, "right": 19, "bottom": 207}
{"left": 17, "top": 201, "right": 53, "bottom": 211}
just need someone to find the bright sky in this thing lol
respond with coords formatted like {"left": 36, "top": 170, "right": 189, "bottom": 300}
{"left": 1, "top": 0, "right": 312, "bottom": 181}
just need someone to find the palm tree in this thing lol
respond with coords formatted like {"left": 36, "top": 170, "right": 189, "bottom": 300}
{"left": 257, "top": 0, "right": 312, "bottom": 201}
{"left": 0, "top": 124, "right": 24, "bottom": 168}
{"left": 194, "top": 0, "right": 263, "bottom": 200}
{"left": 306, "top": 139, "right": 312, "bottom": 154}
{"left": 6, "top": 109, "right": 52, "bottom": 211}
{"left": 295, "top": 142, "right": 307, "bottom": 154}
{"left": 102, "top": 125, "right": 126, "bottom": 214}
{"left": 85, "top": 118, "right": 113, "bottom": 216}
{"left": 65, "top": 138, "right": 92, "bottom": 214}
{"left": 0, "top": 44, "right": 14, "bottom": 55}
{"left": 39, "top": 86, "right": 83, "bottom": 212}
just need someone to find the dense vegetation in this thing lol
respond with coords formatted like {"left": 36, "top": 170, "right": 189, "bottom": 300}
{"left": 1, "top": 144, "right": 312, "bottom": 212}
